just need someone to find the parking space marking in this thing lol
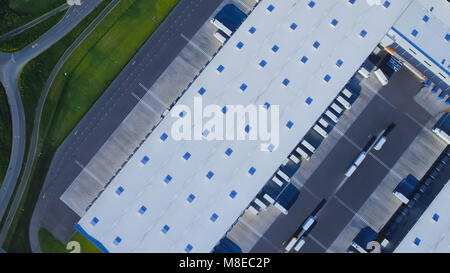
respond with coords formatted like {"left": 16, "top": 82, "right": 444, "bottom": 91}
{"left": 138, "top": 82, "right": 169, "bottom": 109}
{"left": 307, "top": 234, "right": 330, "bottom": 253}
{"left": 290, "top": 176, "right": 322, "bottom": 202}
{"left": 333, "top": 127, "right": 403, "bottom": 180}
{"left": 74, "top": 160, "right": 103, "bottom": 185}
{"left": 364, "top": 78, "right": 429, "bottom": 129}
{"left": 180, "top": 33, "right": 213, "bottom": 59}
{"left": 332, "top": 195, "right": 379, "bottom": 232}
{"left": 131, "top": 92, "right": 158, "bottom": 115}
{"left": 239, "top": 217, "right": 284, "bottom": 253}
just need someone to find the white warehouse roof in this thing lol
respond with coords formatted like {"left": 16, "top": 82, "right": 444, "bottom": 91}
{"left": 395, "top": 180, "right": 450, "bottom": 253}
{"left": 76, "top": 0, "right": 413, "bottom": 253}
{"left": 389, "top": 0, "right": 450, "bottom": 83}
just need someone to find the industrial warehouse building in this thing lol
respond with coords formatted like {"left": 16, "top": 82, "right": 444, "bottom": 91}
{"left": 75, "top": 0, "right": 417, "bottom": 252}
{"left": 383, "top": 0, "right": 450, "bottom": 95}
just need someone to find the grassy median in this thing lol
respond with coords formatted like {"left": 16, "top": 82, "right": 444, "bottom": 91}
{"left": 3, "top": 0, "right": 180, "bottom": 252}
{"left": 0, "top": 0, "right": 65, "bottom": 35}
{"left": 0, "top": 84, "right": 12, "bottom": 186}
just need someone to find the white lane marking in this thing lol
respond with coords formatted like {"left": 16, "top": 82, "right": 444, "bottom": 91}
{"left": 180, "top": 33, "right": 213, "bottom": 59}
{"left": 239, "top": 218, "right": 284, "bottom": 252}
{"left": 138, "top": 82, "right": 169, "bottom": 109}
{"left": 333, "top": 195, "right": 379, "bottom": 232}
{"left": 131, "top": 92, "right": 158, "bottom": 115}
{"left": 74, "top": 160, "right": 103, "bottom": 185}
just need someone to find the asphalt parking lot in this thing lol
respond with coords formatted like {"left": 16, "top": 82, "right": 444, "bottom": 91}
{"left": 251, "top": 67, "right": 432, "bottom": 253}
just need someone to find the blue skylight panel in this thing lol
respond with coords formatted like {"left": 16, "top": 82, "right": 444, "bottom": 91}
{"left": 229, "top": 190, "right": 237, "bottom": 199}
{"left": 160, "top": 133, "right": 168, "bottom": 141}
{"left": 445, "top": 34, "right": 450, "bottom": 41}
{"left": 161, "top": 225, "right": 170, "bottom": 234}
{"left": 113, "top": 236, "right": 122, "bottom": 245}
{"left": 183, "top": 152, "right": 191, "bottom": 160}
{"left": 179, "top": 110, "right": 187, "bottom": 118}
{"left": 245, "top": 125, "right": 251, "bottom": 133}
{"left": 306, "top": 97, "right": 313, "bottom": 105}
{"left": 324, "top": 74, "right": 331, "bottom": 82}
{"left": 222, "top": 106, "right": 227, "bottom": 114}
{"left": 272, "top": 45, "right": 279, "bottom": 52}
{"left": 360, "top": 29, "right": 367, "bottom": 38}
{"left": 198, "top": 87, "right": 206, "bottom": 95}
{"left": 185, "top": 244, "right": 193, "bottom": 253}
{"left": 210, "top": 213, "right": 219, "bottom": 222}
{"left": 383, "top": 1, "right": 390, "bottom": 8}
{"left": 411, "top": 29, "right": 418, "bottom": 37}
{"left": 413, "top": 237, "right": 421, "bottom": 246}
{"left": 308, "top": 1, "right": 315, "bottom": 8}
{"left": 164, "top": 175, "right": 172, "bottom": 184}
{"left": 331, "top": 18, "right": 338, "bottom": 27}
{"left": 282, "top": 78, "right": 290, "bottom": 86}
{"left": 336, "top": 59, "right": 344, "bottom": 67}
{"left": 248, "top": 167, "right": 256, "bottom": 175}
{"left": 236, "top": 41, "right": 244, "bottom": 49}
{"left": 432, "top": 213, "right": 440, "bottom": 222}
{"left": 202, "top": 129, "right": 210, "bottom": 137}
{"left": 313, "top": 41, "right": 320, "bottom": 49}
{"left": 267, "top": 4, "right": 274, "bottom": 12}
{"left": 225, "top": 148, "right": 233, "bottom": 156}
{"left": 422, "top": 15, "right": 429, "bottom": 22}
{"left": 141, "top": 156, "right": 149, "bottom": 165}
{"left": 259, "top": 60, "right": 267, "bottom": 67}
{"left": 187, "top": 193, "right": 196, "bottom": 203}
{"left": 264, "top": 102, "right": 271, "bottom": 109}
{"left": 286, "top": 121, "right": 294, "bottom": 129}
{"left": 348, "top": 0, "right": 356, "bottom": 4}
{"left": 138, "top": 205, "right": 147, "bottom": 215}
{"left": 300, "top": 56, "right": 308, "bottom": 63}
{"left": 249, "top": 26, "right": 256, "bottom": 34}
{"left": 217, "top": 65, "right": 224, "bottom": 72}
{"left": 206, "top": 171, "right": 214, "bottom": 180}
{"left": 240, "top": 83, "right": 248, "bottom": 91}
{"left": 267, "top": 144, "right": 275, "bottom": 152}
{"left": 290, "top": 23, "right": 297, "bottom": 30}
{"left": 115, "top": 186, "right": 124, "bottom": 196}
{"left": 90, "top": 217, "right": 99, "bottom": 226}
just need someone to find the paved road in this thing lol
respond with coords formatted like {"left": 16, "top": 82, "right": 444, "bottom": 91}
{"left": 29, "top": 0, "right": 225, "bottom": 252}
{"left": 0, "top": 0, "right": 119, "bottom": 249}
{"left": 0, "top": 0, "right": 102, "bottom": 247}
{"left": 251, "top": 68, "right": 432, "bottom": 253}
{"left": 0, "top": 3, "right": 70, "bottom": 43}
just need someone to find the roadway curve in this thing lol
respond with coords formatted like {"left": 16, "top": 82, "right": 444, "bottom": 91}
{"left": 0, "top": 0, "right": 103, "bottom": 249}
{"left": 0, "top": 3, "right": 70, "bottom": 43}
